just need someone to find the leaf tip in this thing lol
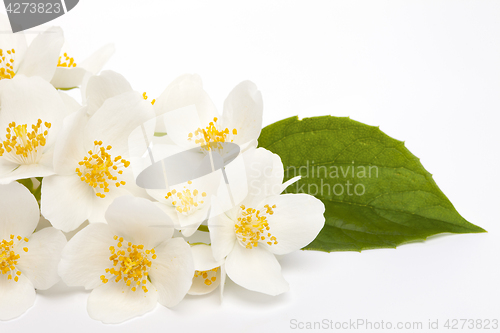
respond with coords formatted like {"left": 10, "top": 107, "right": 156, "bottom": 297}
{"left": 473, "top": 225, "right": 488, "bottom": 233}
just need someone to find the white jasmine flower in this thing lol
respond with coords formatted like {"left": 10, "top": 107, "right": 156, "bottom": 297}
{"left": 0, "top": 182, "right": 66, "bottom": 321}
{"left": 188, "top": 244, "right": 225, "bottom": 297}
{"left": 50, "top": 43, "right": 115, "bottom": 90}
{"left": 139, "top": 134, "right": 250, "bottom": 237}
{"left": 0, "top": 15, "right": 63, "bottom": 83}
{"left": 208, "top": 148, "right": 325, "bottom": 295}
{"left": 0, "top": 75, "right": 70, "bottom": 183}
{"left": 0, "top": 14, "right": 113, "bottom": 89}
{"left": 146, "top": 151, "right": 221, "bottom": 237}
{"left": 58, "top": 196, "right": 194, "bottom": 324}
{"left": 139, "top": 74, "right": 263, "bottom": 235}
{"left": 41, "top": 82, "right": 155, "bottom": 232}
{"left": 155, "top": 74, "right": 263, "bottom": 155}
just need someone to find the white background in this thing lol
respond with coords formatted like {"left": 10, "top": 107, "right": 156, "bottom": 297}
{"left": 1, "top": 1, "right": 500, "bottom": 332}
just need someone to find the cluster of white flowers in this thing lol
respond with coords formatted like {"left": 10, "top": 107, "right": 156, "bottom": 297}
{"left": 0, "top": 19, "right": 325, "bottom": 324}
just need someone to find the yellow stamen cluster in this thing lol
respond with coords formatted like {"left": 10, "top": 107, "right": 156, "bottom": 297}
{"left": 100, "top": 236, "right": 156, "bottom": 293}
{"left": 165, "top": 181, "right": 207, "bottom": 215}
{"left": 0, "top": 48, "right": 15, "bottom": 80}
{"left": 57, "top": 52, "right": 77, "bottom": 67}
{"left": 0, "top": 120, "right": 51, "bottom": 164}
{"left": 0, "top": 235, "right": 29, "bottom": 282}
{"left": 188, "top": 117, "right": 237, "bottom": 151}
{"left": 235, "top": 204, "right": 278, "bottom": 249}
{"left": 76, "top": 141, "right": 130, "bottom": 198}
{"left": 194, "top": 267, "right": 218, "bottom": 286}
{"left": 142, "top": 92, "right": 156, "bottom": 105}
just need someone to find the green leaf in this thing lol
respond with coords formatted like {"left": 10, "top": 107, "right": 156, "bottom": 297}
{"left": 32, "top": 178, "right": 42, "bottom": 203}
{"left": 197, "top": 225, "right": 209, "bottom": 232}
{"left": 258, "top": 116, "right": 486, "bottom": 252}
{"left": 17, "top": 178, "right": 33, "bottom": 191}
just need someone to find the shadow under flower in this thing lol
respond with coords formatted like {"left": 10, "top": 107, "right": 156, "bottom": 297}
{"left": 37, "top": 280, "right": 88, "bottom": 299}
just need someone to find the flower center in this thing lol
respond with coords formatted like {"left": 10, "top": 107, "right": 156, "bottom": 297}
{"left": 0, "top": 235, "right": 29, "bottom": 282}
{"left": 0, "top": 48, "right": 16, "bottom": 80}
{"left": 100, "top": 236, "right": 156, "bottom": 293}
{"left": 57, "top": 52, "right": 77, "bottom": 68}
{"left": 194, "top": 267, "right": 218, "bottom": 286}
{"left": 188, "top": 117, "right": 237, "bottom": 151}
{"left": 0, "top": 119, "right": 51, "bottom": 164}
{"left": 165, "top": 181, "right": 207, "bottom": 215}
{"left": 142, "top": 92, "right": 156, "bottom": 105}
{"left": 235, "top": 204, "right": 278, "bottom": 249}
{"left": 76, "top": 141, "right": 130, "bottom": 198}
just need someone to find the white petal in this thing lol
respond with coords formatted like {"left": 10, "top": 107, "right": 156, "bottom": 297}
{"left": 52, "top": 108, "right": 88, "bottom": 175}
{"left": 187, "top": 244, "right": 224, "bottom": 296}
{"left": 222, "top": 80, "right": 263, "bottom": 146}
{"left": 0, "top": 182, "right": 39, "bottom": 240}
{"left": 41, "top": 174, "right": 94, "bottom": 232}
{"left": 142, "top": 143, "right": 190, "bottom": 200}
{"left": 165, "top": 171, "right": 221, "bottom": 236}
{"left": 236, "top": 138, "right": 258, "bottom": 154}
{"left": 35, "top": 147, "right": 54, "bottom": 170}
{"left": 177, "top": 206, "right": 209, "bottom": 237}
{"left": 259, "top": 194, "right": 325, "bottom": 255}
{"left": 58, "top": 90, "right": 81, "bottom": 114}
{"left": 208, "top": 208, "right": 236, "bottom": 262}
{"left": 219, "top": 264, "right": 226, "bottom": 301}
{"left": 116, "top": 166, "right": 151, "bottom": 199}
{"left": 214, "top": 154, "right": 249, "bottom": 216}
{"left": 152, "top": 134, "right": 176, "bottom": 145}
{"left": 85, "top": 70, "right": 132, "bottom": 116}
{"left": 146, "top": 188, "right": 176, "bottom": 206}
{"left": 151, "top": 199, "right": 179, "bottom": 222}
{"left": 58, "top": 223, "right": 115, "bottom": 290}
{"left": 0, "top": 158, "right": 18, "bottom": 180}
{"left": 191, "top": 244, "right": 224, "bottom": 271}
{"left": 188, "top": 267, "right": 221, "bottom": 296}
{"left": 50, "top": 66, "right": 87, "bottom": 89}
{"left": 15, "top": 227, "right": 66, "bottom": 290}
{"left": 126, "top": 117, "right": 157, "bottom": 185}
{"left": 0, "top": 274, "right": 35, "bottom": 321}
{"left": 0, "top": 75, "right": 68, "bottom": 149}
{"left": 87, "top": 280, "right": 158, "bottom": 324}
{"left": 83, "top": 91, "right": 155, "bottom": 159}
{"left": 0, "top": 163, "right": 55, "bottom": 184}
{"left": 70, "top": 42, "right": 114, "bottom": 102}
{"left": 155, "top": 74, "right": 218, "bottom": 133}
{"left": 17, "top": 26, "right": 63, "bottom": 81}
{"left": 80, "top": 72, "right": 92, "bottom": 103}
{"left": 161, "top": 105, "right": 206, "bottom": 150}
{"left": 0, "top": 14, "right": 28, "bottom": 72}
{"left": 105, "top": 196, "right": 174, "bottom": 249}
{"left": 149, "top": 238, "right": 194, "bottom": 308}
{"left": 225, "top": 243, "right": 289, "bottom": 296}
{"left": 241, "top": 147, "right": 284, "bottom": 207}
{"left": 79, "top": 43, "right": 115, "bottom": 75}
{"left": 87, "top": 186, "right": 129, "bottom": 224}
{"left": 60, "top": 43, "right": 114, "bottom": 93}
{"left": 180, "top": 226, "right": 198, "bottom": 238}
